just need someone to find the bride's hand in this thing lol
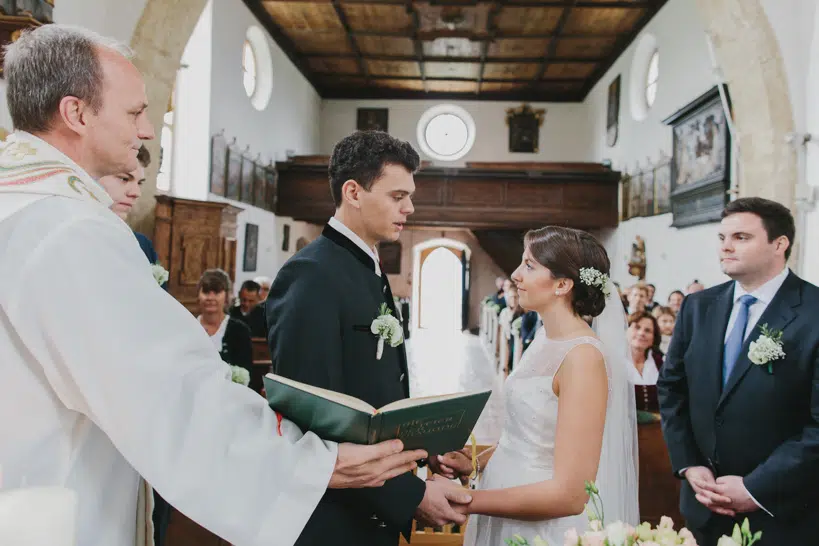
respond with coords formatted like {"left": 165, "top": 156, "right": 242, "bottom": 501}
{"left": 430, "top": 448, "right": 474, "bottom": 479}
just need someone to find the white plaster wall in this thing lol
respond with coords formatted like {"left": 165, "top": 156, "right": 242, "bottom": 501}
{"left": 209, "top": 0, "right": 321, "bottom": 164}
{"left": 320, "top": 99, "right": 592, "bottom": 165}
{"left": 800, "top": 0, "right": 819, "bottom": 285}
{"left": 585, "top": 0, "right": 726, "bottom": 298}
{"left": 172, "top": 0, "right": 213, "bottom": 200}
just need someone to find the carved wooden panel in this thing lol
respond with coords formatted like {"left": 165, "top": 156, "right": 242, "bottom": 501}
{"left": 274, "top": 161, "right": 619, "bottom": 230}
{"left": 153, "top": 196, "right": 243, "bottom": 315}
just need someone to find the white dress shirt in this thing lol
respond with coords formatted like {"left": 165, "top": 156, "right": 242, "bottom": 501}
{"left": 724, "top": 267, "right": 790, "bottom": 343}
{"left": 328, "top": 216, "right": 381, "bottom": 276}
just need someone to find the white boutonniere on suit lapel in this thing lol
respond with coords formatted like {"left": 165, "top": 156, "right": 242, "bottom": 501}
{"left": 151, "top": 262, "right": 169, "bottom": 285}
{"left": 748, "top": 323, "right": 785, "bottom": 374}
{"left": 370, "top": 303, "right": 404, "bottom": 360}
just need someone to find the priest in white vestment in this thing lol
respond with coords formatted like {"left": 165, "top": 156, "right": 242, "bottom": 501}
{"left": 0, "top": 25, "right": 423, "bottom": 546}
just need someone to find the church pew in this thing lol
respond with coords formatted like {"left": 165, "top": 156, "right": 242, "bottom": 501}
{"left": 637, "top": 418, "right": 682, "bottom": 527}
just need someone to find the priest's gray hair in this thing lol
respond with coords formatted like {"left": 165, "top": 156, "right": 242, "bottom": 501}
{"left": 4, "top": 24, "right": 133, "bottom": 133}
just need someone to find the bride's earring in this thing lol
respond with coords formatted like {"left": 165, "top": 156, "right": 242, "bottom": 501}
{"left": 554, "top": 291, "right": 560, "bottom": 296}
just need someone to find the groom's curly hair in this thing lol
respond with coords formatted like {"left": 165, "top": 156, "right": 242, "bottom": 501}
{"left": 328, "top": 131, "right": 420, "bottom": 207}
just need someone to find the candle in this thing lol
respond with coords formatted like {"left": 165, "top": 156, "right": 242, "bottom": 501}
{"left": 0, "top": 487, "right": 78, "bottom": 545}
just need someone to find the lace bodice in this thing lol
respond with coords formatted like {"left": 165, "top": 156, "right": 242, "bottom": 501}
{"left": 497, "top": 328, "right": 606, "bottom": 466}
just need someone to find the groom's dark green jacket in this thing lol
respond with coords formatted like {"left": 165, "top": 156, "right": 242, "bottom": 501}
{"left": 266, "top": 224, "right": 426, "bottom": 546}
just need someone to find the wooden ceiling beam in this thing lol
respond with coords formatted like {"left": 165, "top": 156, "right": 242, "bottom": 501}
{"left": 321, "top": 87, "right": 585, "bottom": 101}
{"left": 307, "top": 53, "right": 604, "bottom": 64}
{"left": 406, "top": 0, "right": 426, "bottom": 91}
{"left": 330, "top": 0, "right": 369, "bottom": 83}
{"left": 353, "top": 29, "right": 615, "bottom": 40}
{"left": 534, "top": 0, "right": 576, "bottom": 82}
{"left": 261, "top": 0, "right": 654, "bottom": 7}
{"left": 476, "top": 0, "right": 504, "bottom": 94}
{"left": 578, "top": 0, "right": 668, "bottom": 98}
{"left": 341, "top": 74, "right": 585, "bottom": 82}
{"left": 240, "top": 0, "right": 323, "bottom": 93}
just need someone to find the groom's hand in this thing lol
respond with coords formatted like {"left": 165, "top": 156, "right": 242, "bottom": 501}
{"left": 329, "top": 440, "right": 427, "bottom": 489}
{"left": 683, "top": 466, "right": 735, "bottom": 516}
{"left": 415, "top": 477, "right": 472, "bottom": 527}
{"left": 428, "top": 448, "right": 473, "bottom": 480}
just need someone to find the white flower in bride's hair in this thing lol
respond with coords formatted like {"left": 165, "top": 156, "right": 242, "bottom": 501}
{"left": 371, "top": 303, "right": 404, "bottom": 360}
{"left": 151, "top": 262, "right": 169, "bottom": 285}
{"left": 578, "top": 267, "right": 610, "bottom": 297}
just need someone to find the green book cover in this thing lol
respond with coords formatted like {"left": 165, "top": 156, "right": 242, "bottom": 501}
{"left": 263, "top": 373, "right": 491, "bottom": 456}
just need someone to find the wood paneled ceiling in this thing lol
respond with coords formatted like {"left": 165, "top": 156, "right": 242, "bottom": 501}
{"left": 242, "top": 0, "right": 668, "bottom": 101}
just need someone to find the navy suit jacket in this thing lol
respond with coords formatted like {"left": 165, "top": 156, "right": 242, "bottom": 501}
{"left": 658, "top": 272, "right": 819, "bottom": 541}
{"left": 134, "top": 232, "right": 167, "bottom": 291}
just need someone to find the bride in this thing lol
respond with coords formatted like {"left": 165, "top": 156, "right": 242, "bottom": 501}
{"left": 432, "top": 226, "right": 639, "bottom": 545}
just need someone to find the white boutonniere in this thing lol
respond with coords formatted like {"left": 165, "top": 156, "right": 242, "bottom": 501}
{"left": 511, "top": 316, "right": 523, "bottom": 336}
{"left": 748, "top": 323, "right": 785, "bottom": 374}
{"left": 151, "top": 262, "right": 169, "bottom": 285}
{"left": 370, "top": 303, "right": 403, "bottom": 360}
{"left": 230, "top": 365, "right": 250, "bottom": 386}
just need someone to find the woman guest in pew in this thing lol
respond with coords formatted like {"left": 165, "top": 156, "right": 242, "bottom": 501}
{"left": 628, "top": 311, "right": 664, "bottom": 412}
{"left": 196, "top": 269, "right": 256, "bottom": 390}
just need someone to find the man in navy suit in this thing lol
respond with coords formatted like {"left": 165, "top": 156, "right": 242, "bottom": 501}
{"left": 658, "top": 197, "right": 819, "bottom": 544}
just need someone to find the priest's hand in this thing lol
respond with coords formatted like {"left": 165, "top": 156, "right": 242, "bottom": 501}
{"left": 415, "top": 475, "right": 472, "bottom": 527}
{"left": 428, "top": 448, "right": 473, "bottom": 480}
{"left": 329, "top": 440, "right": 427, "bottom": 489}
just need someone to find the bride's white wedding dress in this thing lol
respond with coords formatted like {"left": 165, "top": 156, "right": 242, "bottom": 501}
{"left": 464, "top": 325, "right": 639, "bottom": 546}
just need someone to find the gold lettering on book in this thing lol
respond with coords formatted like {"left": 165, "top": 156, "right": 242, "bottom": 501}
{"left": 394, "top": 411, "right": 465, "bottom": 439}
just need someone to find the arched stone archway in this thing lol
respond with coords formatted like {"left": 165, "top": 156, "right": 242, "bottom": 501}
{"left": 693, "top": 0, "right": 797, "bottom": 204}
{"left": 128, "top": 0, "right": 209, "bottom": 233}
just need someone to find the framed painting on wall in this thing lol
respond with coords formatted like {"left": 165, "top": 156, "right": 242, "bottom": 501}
{"left": 253, "top": 162, "right": 267, "bottom": 209}
{"left": 640, "top": 167, "right": 655, "bottom": 217}
{"left": 664, "top": 85, "right": 731, "bottom": 227}
{"left": 243, "top": 223, "right": 258, "bottom": 272}
{"left": 629, "top": 171, "right": 642, "bottom": 218}
{"left": 240, "top": 154, "right": 255, "bottom": 204}
{"left": 281, "top": 224, "right": 291, "bottom": 252}
{"left": 620, "top": 172, "right": 631, "bottom": 221}
{"left": 606, "top": 75, "right": 620, "bottom": 147}
{"left": 357, "top": 108, "right": 389, "bottom": 132}
{"left": 654, "top": 160, "right": 672, "bottom": 215}
{"left": 209, "top": 132, "right": 227, "bottom": 196}
{"left": 225, "top": 143, "right": 242, "bottom": 201}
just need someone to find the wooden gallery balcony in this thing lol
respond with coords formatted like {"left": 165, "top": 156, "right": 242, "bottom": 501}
{"left": 274, "top": 158, "right": 621, "bottom": 230}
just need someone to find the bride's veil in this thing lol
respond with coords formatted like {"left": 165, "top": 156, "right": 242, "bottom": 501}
{"left": 591, "top": 278, "right": 640, "bottom": 526}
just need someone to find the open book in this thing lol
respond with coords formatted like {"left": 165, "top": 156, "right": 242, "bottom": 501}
{"left": 264, "top": 373, "right": 491, "bottom": 456}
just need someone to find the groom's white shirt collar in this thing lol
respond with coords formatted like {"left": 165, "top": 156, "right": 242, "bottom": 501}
{"left": 328, "top": 216, "right": 381, "bottom": 276}
{"left": 732, "top": 266, "right": 790, "bottom": 306}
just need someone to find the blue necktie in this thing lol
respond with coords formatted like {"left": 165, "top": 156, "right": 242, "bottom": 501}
{"left": 723, "top": 294, "right": 758, "bottom": 387}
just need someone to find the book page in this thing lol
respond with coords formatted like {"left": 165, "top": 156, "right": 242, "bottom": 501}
{"left": 265, "top": 373, "right": 376, "bottom": 414}
{"left": 377, "top": 390, "right": 490, "bottom": 413}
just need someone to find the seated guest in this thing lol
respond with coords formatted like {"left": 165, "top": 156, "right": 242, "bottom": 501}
{"left": 666, "top": 289, "right": 684, "bottom": 314}
{"left": 498, "top": 284, "right": 524, "bottom": 372}
{"left": 491, "top": 278, "right": 511, "bottom": 311}
{"left": 685, "top": 279, "right": 704, "bottom": 294}
{"left": 229, "top": 279, "right": 267, "bottom": 337}
{"left": 645, "top": 283, "right": 658, "bottom": 311}
{"left": 627, "top": 284, "right": 649, "bottom": 315}
{"left": 254, "top": 276, "right": 272, "bottom": 302}
{"left": 653, "top": 306, "right": 676, "bottom": 353}
{"left": 628, "top": 311, "right": 663, "bottom": 412}
{"left": 197, "top": 270, "right": 256, "bottom": 390}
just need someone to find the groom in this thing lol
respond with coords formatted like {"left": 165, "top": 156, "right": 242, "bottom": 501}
{"left": 266, "top": 131, "right": 472, "bottom": 546}
{"left": 658, "top": 197, "right": 819, "bottom": 544}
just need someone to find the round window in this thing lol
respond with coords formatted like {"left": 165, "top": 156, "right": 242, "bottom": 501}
{"left": 243, "top": 26, "right": 273, "bottom": 111}
{"left": 416, "top": 105, "right": 476, "bottom": 162}
{"left": 645, "top": 49, "right": 659, "bottom": 108}
{"left": 629, "top": 33, "right": 659, "bottom": 122}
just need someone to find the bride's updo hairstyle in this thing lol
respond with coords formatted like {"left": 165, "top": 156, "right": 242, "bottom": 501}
{"left": 524, "top": 226, "right": 611, "bottom": 318}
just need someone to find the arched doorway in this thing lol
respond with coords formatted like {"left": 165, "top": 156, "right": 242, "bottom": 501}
{"left": 411, "top": 238, "right": 471, "bottom": 332}
{"left": 418, "top": 247, "right": 463, "bottom": 331}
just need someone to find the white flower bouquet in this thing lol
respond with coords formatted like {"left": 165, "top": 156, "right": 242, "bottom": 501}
{"left": 505, "top": 482, "right": 761, "bottom": 546}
